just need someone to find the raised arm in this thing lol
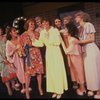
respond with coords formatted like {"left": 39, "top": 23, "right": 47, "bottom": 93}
{"left": 32, "top": 32, "right": 44, "bottom": 47}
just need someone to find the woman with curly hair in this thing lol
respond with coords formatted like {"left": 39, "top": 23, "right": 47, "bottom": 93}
{"left": 75, "top": 11, "right": 100, "bottom": 99}
{"left": 0, "top": 27, "right": 17, "bottom": 96}
{"left": 21, "top": 18, "right": 44, "bottom": 99}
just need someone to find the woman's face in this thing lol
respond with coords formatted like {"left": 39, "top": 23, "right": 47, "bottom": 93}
{"left": 42, "top": 21, "right": 50, "bottom": 29}
{"left": 75, "top": 15, "right": 82, "bottom": 23}
{"left": 63, "top": 18, "right": 69, "bottom": 26}
{"left": 10, "top": 28, "right": 18, "bottom": 37}
{"left": 28, "top": 21, "right": 35, "bottom": 31}
{"left": 54, "top": 19, "right": 61, "bottom": 28}
{"left": 36, "top": 19, "right": 41, "bottom": 27}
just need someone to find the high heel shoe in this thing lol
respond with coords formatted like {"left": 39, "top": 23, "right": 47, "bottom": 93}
{"left": 39, "top": 89, "right": 43, "bottom": 95}
{"left": 94, "top": 94, "right": 100, "bottom": 99}
{"left": 29, "top": 87, "right": 32, "bottom": 92}
{"left": 73, "top": 83, "right": 78, "bottom": 89}
{"left": 12, "top": 86, "right": 20, "bottom": 91}
{"left": 76, "top": 89, "right": 86, "bottom": 96}
{"left": 56, "top": 94, "right": 62, "bottom": 99}
{"left": 21, "top": 88, "right": 26, "bottom": 94}
{"left": 87, "top": 91, "right": 94, "bottom": 96}
{"left": 26, "top": 94, "right": 30, "bottom": 99}
{"left": 15, "top": 83, "right": 20, "bottom": 87}
{"left": 52, "top": 93, "right": 57, "bottom": 98}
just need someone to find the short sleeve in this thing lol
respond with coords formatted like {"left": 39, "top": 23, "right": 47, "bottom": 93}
{"left": 84, "top": 22, "right": 96, "bottom": 34}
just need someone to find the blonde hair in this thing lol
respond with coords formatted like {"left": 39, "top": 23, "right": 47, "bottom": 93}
{"left": 75, "top": 11, "right": 91, "bottom": 22}
{"left": 24, "top": 18, "right": 36, "bottom": 31}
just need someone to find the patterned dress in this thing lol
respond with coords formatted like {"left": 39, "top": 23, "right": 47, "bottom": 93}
{"left": 6, "top": 37, "right": 25, "bottom": 84}
{"left": 21, "top": 32, "right": 44, "bottom": 75}
{"left": 0, "top": 38, "right": 16, "bottom": 83}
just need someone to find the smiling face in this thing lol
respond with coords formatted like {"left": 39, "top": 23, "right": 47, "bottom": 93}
{"left": 54, "top": 19, "right": 61, "bottom": 29}
{"left": 35, "top": 17, "right": 42, "bottom": 27}
{"left": 28, "top": 21, "right": 35, "bottom": 31}
{"left": 35, "top": 19, "right": 42, "bottom": 27}
{"left": 75, "top": 15, "right": 83, "bottom": 23}
{"left": 10, "top": 27, "right": 18, "bottom": 38}
{"left": 63, "top": 16, "right": 73, "bottom": 27}
{"left": 42, "top": 20, "right": 50, "bottom": 30}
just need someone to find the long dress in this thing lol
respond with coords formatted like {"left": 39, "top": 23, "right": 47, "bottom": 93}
{"left": 65, "top": 37, "right": 85, "bottom": 84}
{"left": 80, "top": 22, "right": 100, "bottom": 91}
{"left": 32, "top": 26, "right": 68, "bottom": 94}
{"left": 6, "top": 37, "right": 25, "bottom": 84}
{"left": 20, "top": 31, "right": 44, "bottom": 75}
{"left": 0, "top": 38, "right": 16, "bottom": 83}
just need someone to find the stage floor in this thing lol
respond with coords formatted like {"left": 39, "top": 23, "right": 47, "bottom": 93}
{"left": 0, "top": 75, "right": 94, "bottom": 99}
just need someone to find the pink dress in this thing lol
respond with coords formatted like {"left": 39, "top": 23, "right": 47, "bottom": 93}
{"left": 65, "top": 37, "right": 85, "bottom": 84}
{"left": 6, "top": 37, "right": 25, "bottom": 84}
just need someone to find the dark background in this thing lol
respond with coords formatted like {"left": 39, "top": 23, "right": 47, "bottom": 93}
{"left": 0, "top": 2, "right": 23, "bottom": 26}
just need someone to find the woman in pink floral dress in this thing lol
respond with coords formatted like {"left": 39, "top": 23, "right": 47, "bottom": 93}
{"left": 21, "top": 18, "right": 44, "bottom": 99}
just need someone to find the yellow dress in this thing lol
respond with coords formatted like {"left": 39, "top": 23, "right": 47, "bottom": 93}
{"left": 32, "top": 27, "right": 68, "bottom": 94}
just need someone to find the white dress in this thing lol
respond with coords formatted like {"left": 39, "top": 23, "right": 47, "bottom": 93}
{"left": 81, "top": 22, "right": 100, "bottom": 91}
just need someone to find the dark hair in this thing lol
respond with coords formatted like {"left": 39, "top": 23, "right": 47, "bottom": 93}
{"left": 24, "top": 18, "right": 36, "bottom": 31}
{"left": 66, "top": 23, "right": 79, "bottom": 39}
{"left": 6, "top": 27, "right": 16, "bottom": 40}
{"left": 41, "top": 17, "right": 52, "bottom": 26}
{"left": 63, "top": 15, "right": 74, "bottom": 23}
{"left": 54, "top": 18, "right": 62, "bottom": 22}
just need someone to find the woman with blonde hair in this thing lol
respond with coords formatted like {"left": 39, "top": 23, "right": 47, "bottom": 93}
{"left": 75, "top": 11, "right": 100, "bottom": 99}
{"left": 21, "top": 18, "right": 44, "bottom": 99}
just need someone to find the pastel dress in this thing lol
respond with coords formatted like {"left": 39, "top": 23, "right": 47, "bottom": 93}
{"left": 32, "top": 26, "right": 68, "bottom": 94}
{"left": 0, "top": 38, "right": 16, "bottom": 83}
{"left": 6, "top": 38, "right": 25, "bottom": 84}
{"left": 65, "top": 37, "right": 85, "bottom": 84}
{"left": 80, "top": 22, "right": 100, "bottom": 91}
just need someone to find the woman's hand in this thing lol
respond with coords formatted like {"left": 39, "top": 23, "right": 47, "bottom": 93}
{"left": 3, "top": 59, "right": 8, "bottom": 64}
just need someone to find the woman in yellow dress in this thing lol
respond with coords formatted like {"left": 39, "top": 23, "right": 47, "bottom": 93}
{"left": 32, "top": 17, "right": 68, "bottom": 99}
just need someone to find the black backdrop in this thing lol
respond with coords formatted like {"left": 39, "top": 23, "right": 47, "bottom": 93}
{"left": 0, "top": 2, "right": 23, "bottom": 27}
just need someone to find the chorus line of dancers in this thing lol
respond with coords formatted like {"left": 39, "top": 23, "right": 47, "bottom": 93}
{"left": 0, "top": 11, "right": 100, "bottom": 99}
